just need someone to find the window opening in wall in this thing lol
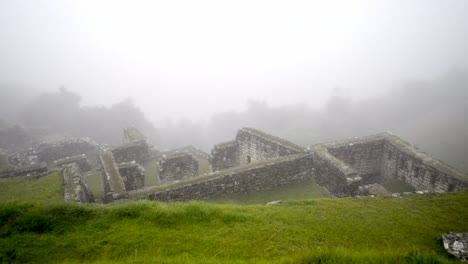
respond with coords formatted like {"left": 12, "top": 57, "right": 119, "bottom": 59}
{"left": 247, "top": 155, "right": 251, "bottom": 164}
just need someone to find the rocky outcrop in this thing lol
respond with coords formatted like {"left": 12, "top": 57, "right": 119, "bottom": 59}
{"left": 443, "top": 233, "right": 468, "bottom": 262}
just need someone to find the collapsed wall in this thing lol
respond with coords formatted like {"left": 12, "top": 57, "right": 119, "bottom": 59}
{"left": 62, "top": 163, "right": 94, "bottom": 203}
{"left": 144, "top": 154, "right": 315, "bottom": 202}
{"left": 158, "top": 153, "right": 198, "bottom": 185}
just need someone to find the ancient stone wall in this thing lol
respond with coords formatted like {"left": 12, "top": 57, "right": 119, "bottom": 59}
{"left": 146, "top": 154, "right": 314, "bottom": 202}
{"left": 236, "top": 128, "right": 303, "bottom": 166}
{"left": 118, "top": 162, "right": 145, "bottom": 191}
{"left": 158, "top": 153, "right": 198, "bottom": 185}
{"left": 111, "top": 140, "right": 151, "bottom": 163}
{"left": 380, "top": 134, "right": 468, "bottom": 192}
{"left": 99, "top": 151, "right": 127, "bottom": 202}
{"left": 36, "top": 139, "right": 97, "bottom": 163}
{"left": 310, "top": 133, "right": 468, "bottom": 196}
{"left": 309, "top": 146, "right": 360, "bottom": 197}
{"left": 62, "top": 163, "right": 94, "bottom": 203}
{"left": 54, "top": 154, "right": 91, "bottom": 172}
{"left": 211, "top": 140, "right": 239, "bottom": 171}
{"left": 0, "top": 162, "right": 49, "bottom": 178}
{"left": 123, "top": 126, "right": 146, "bottom": 143}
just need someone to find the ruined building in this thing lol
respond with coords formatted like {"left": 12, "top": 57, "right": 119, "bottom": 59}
{"left": 141, "top": 128, "right": 468, "bottom": 202}
{"left": 211, "top": 127, "right": 304, "bottom": 171}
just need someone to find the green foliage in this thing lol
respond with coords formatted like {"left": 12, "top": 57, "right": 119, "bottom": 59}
{"left": 208, "top": 180, "right": 332, "bottom": 205}
{"left": 0, "top": 191, "right": 466, "bottom": 263}
{"left": 0, "top": 172, "right": 63, "bottom": 204}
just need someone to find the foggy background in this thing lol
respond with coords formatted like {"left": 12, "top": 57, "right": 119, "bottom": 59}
{"left": 1, "top": 1, "right": 467, "bottom": 172}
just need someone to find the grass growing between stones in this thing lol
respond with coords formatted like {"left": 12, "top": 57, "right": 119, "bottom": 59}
{"left": 198, "top": 158, "right": 211, "bottom": 175}
{"left": 141, "top": 159, "right": 160, "bottom": 187}
{"left": 84, "top": 171, "right": 104, "bottom": 200}
{"left": 207, "top": 180, "right": 333, "bottom": 205}
{"left": 0, "top": 191, "right": 467, "bottom": 263}
{"left": 0, "top": 172, "right": 63, "bottom": 204}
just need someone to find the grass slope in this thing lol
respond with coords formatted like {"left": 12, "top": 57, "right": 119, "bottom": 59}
{"left": 0, "top": 172, "right": 63, "bottom": 204}
{"left": 1, "top": 191, "right": 467, "bottom": 263}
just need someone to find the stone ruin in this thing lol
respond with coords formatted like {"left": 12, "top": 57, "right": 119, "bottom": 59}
{"left": 54, "top": 154, "right": 92, "bottom": 172}
{"left": 110, "top": 140, "right": 152, "bottom": 164}
{"left": 2, "top": 125, "right": 467, "bottom": 204}
{"left": 211, "top": 127, "right": 304, "bottom": 171}
{"left": 99, "top": 150, "right": 128, "bottom": 202}
{"left": 36, "top": 138, "right": 98, "bottom": 163}
{"left": 158, "top": 152, "right": 198, "bottom": 185}
{"left": 123, "top": 126, "right": 146, "bottom": 143}
{"left": 118, "top": 162, "right": 145, "bottom": 191}
{"left": 140, "top": 129, "right": 468, "bottom": 202}
{"left": 310, "top": 133, "right": 468, "bottom": 197}
{"left": 62, "top": 163, "right": 94, "bottom": 203}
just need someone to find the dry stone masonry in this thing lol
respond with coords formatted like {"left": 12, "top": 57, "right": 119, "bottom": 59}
{"left": 118, "top": 162, "right": 145, "bottom": 191}
{"left": 139, "top": 130, "right": 468, "bottom": 202}
{"left": 100, "top": 150, "right": 127, "bottom": 202}
{"left": 54, "top": 154, "right": 92, "bottom": 172}
{"left": 211, "top": 141, "right": 240, "bottom": 171}
{"left": 110, "top": 140, "right": 151, "bottom": 164}
{"left": 62, "top": 163, "right": 94, "bottom": 203}
{"left": 36, "top": 138, "right": 98, "bottom": 163}
{"left": 211, "top": 127, "right": 304, "bottom": 171}
{"left": 158, "top": 153, "right": 198, "bottom": 185}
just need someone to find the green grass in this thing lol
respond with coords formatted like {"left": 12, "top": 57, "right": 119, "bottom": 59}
{"left": 198, "top": 158, "right": 211, "bottom": 175}
{"left": 84, "top": 171, "right": 104, "bottom": 199}
{"left": 0, "top": 172, "right": 64, "bottom": 204}
{"left": 208, "top": 180, "right": 333, "bottom": 205}
{"left": 0, "top": 191, "right": 466, "bottom": 263}
{"left": 141, "top": 159, "right": 160, "bottom": 187}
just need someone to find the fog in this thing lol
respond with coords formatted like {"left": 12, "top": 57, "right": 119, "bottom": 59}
{"left": 1, "top": 1, "right": 468, "bottom": 171}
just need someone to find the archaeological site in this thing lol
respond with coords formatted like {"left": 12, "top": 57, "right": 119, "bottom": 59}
{"left": 1, "top": 126, "right": 467, "bottom": 204}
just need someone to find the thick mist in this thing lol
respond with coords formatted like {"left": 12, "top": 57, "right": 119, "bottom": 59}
{"left": 1, "top": 1, "right": 468, "bottom": 172}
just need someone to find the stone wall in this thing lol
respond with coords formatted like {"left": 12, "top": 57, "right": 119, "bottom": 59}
{"left": 37, "top": 139, "right": 97, "bottom": 163}
{"left": 158, "top": 153, "right": 198, "bottom": 185}
{"left": 380, "top": 134, "right": 468, "bottom": 192}
{"left": 111, "top": 140, "right": 151, "bottom": 163}
{"left": 0, "top": 162, "right": 49, "bottom": 178}
{"left": 99, "top": 151, "right": 127, "bottom": 202}
{"left": 54, "top": 154, "right": 92, "bottom": 172}
{"left": 146, "top": 154, "right": 314, "bottom": 202}
{"left": 310, "top": 133, "right": 468, "bottom": 196}
{"left": 123, "top": 126, "right": 145, "bottom": 143}
{"left": 309, "top": 146, "right": 360, "bottom": 197}
{"left": 236, "top": 128, "right": 303, "bottom": 166}
{"left": 211, "top": 140, "right": 240, "bottom": 171}
{"left": 118, "top": 162, "right": 145, "bottom": 191}
{"left": 62, "top": 163, "right": 94, "bottom": 203}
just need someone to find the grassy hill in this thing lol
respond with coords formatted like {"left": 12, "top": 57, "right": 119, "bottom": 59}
{"left": 1, "top": 191, "right": 467, "bottom": 263}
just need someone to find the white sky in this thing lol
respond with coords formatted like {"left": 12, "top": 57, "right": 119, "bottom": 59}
{"left": 1, "top": 0, "right": 467, "bottom": 123}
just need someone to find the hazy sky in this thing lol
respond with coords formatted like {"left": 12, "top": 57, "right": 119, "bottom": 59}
{"left": 1, "top": 0, "right": 467, "bottom": 123}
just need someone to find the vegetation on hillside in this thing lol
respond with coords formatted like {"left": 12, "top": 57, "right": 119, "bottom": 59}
{"left": 0, "top": 191, "right": 466, "bottom": 263}
{"left": 0, "top": 172, "right": 63, "bottom": 204}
